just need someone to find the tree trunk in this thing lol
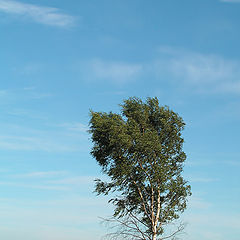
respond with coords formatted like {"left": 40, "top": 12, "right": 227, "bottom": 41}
{"left": 152, "top": 232, "right": 157, "bottom": 240}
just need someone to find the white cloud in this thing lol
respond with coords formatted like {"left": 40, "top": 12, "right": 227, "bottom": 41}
{"left": 170, "top": 55, "right": 232, "bottom": 84}
{"left": 77, "top": 49, "right": 240, "bottom": 92}
{"left": 224, "top": 160, "right": 240, "bottom": 166}
{"left": 0, "top": 171, "right": 96, "bottom": 191}
{"left": 185, "top": 159, "right": 217, "bottom": 167}
{"left": 188, "top": 196, "right": 212, "bottom": 209}
{"left": 80, "top": 48, "right": 240, "bottom": 93}
{"left": 0, "top": 90, "right": 8, "bottom": 97}
{"left": 28, "top": 92, "right": 53, "bottom": 99}
{"left": 0, "top": 195, "right": 111, "bottom": 240}
{"left": 0, "top": 118, "right": 90, "bottom": 153}
{"left": 2, "top": 167, "right": 98, "bottom": 193}
{"left": 155, "top": 46, "right": 240, "bottom": 94}
{"left": 23, "top": 86, "right": 35, "bottom": 91}
{"left": 0, "top": 135, "right": 79, "bottom": 152}
{"left": 0, "top": 181, "right": 69, "bottom": 190}
{"left": 47, "top": 176, "right": 95, "bottom": 186}
{"left": 189, "top": 177, "right": 219, "bottom": 183}
{"left": 220, "top": 0, "right": 240, "bottom": 2}
{"left": 14, "top": 63, "right": 42, "bottom": 75}
{"left": 183, "top": 210, "right": 240, "bottom": 240}
{"left": 59, "top": 122, "right": 88, "bottom": 133}
{"left": 8, "top": 108, "right": 47, "bottom": 119}
{"left": 0, "top": 0, "right": 75, "bottom": 27}
{"left": 185, "top": 212, "right": 240, "bottom": 231}
{"left": 15, "top": 171, "right": 68, "bottom": 178}
{"left": 217, "top": 80, "right": 240, "bottom": 93}
{"left": 82, "top": 59, "right": 142, "bottom": 84}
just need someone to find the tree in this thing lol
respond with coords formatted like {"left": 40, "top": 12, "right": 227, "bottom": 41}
{"left": 89, "top": 97, "right": 191, "bottom": 240}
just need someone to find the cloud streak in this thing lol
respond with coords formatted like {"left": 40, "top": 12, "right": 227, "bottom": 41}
{"left": 91, "top": 60, "right": 142, "bottom": 83}
{"left": 189, "top": 177, "right": 219, "bottom": 183}
{"left": 155, "top": 46, "right": 240, "bottom": 94}
{"left": 188, "top": 196, "right": 212, "bottom": 209}
{"left": 220, "top": 0, "right": 240, "bottom": 3}
{"left": 58, "top": 122, "right": 88, "bottom": 133}
{"left": 0, "top": 0, "right": 75, "bottom": 27}
{"left": 0, "top": 171, "right": 96, "bottom": 191}
{"left": 0, "top": 135, "right": 80, "bottom": 152}
{"left": 0, "top": 181, "right": 69, "bottom": 190}
{"left": 47, "top": 176, "right": 95, "bottom": 186}
{"left": 79, "top": 48, "right": 240, "bottom": 94}
{"left": 79, "top": 59, "right": 143, "bottom": 84}
{"left": 14, "top": 171, "right": 68, "bottom": 178}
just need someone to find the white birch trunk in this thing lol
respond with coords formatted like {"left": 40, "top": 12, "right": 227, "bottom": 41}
{"left": 152, "top": 232, "right": 157, "bottom": 240}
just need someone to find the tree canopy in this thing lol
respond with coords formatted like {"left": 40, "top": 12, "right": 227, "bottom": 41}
{"left": 89, "top": 97, "right": 191, "bottom": 240}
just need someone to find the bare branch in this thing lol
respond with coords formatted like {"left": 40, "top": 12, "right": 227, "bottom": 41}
{"left": 100, "top": 215, "right": 151, "bottom": 240}
{"left": 159, "top": 222, "right": 186, "bottom": 240}
{"left": 128, "top": 212, "right": 149, "bottom": 228}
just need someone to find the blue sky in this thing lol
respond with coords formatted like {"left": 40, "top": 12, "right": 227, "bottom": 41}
{"left": 0, "top": 0, "right": 240, "bottom": 239}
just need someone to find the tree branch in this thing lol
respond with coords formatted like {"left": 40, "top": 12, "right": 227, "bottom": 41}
{"left": 159, "top": 222, "right": 185, "bottom": 240}
{"left": 133, "top": 180, "right": 152, "bottom": 222}
{"left": 101, "top": 215, "right": 151, "bottom": 240}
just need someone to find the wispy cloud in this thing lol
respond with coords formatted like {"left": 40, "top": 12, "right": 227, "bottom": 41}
{"left": 0, "top": 196, "right": 110, "bottom": 240}
{"left": 189, "top": 177, "right": 219, "bottom": 183}
{"left": 0, "top": 117, "right": 90, "bottom": 153}
{"left": 220, "top": 0, "right": 240, "bottom": 3}
{"left": 14, "top": 171, "right": 68, "bottom": 178}
{"left": 58, "top": 122, "right": 88, "bottom": 133}
{"left": 22, "top": 87, "right": 53, "bottom": 99}
{"left": 0, "top": 0, "right": 76, "bottom": 27}
{"left": 0, "top": 171, "right": 96, "bottom": 191}
{"left": 13, "top": 63, "right": 43, "bottom": 75}
{"left": 8, "top": 108, "right": 47, "bottom": 119}
{"left": 185, "top": 212, "right": 240, "bottom": 233}
{"left": 188, "top": 196, "right": 212, "bottom": 209}
{"left": 0, "top": 90, "right": 8, "bottom": 97}
{"left": 79, "top": 48, "right": 240, "bottom": 92}
{"left": 0, "top": 88, "right": 53, "bottom": 109}
{"left": 91, "top": 60, "right": 142, "bottom": 82}
{"left": 47, "top": 176, "right": 95, "bottom": 186}
{"left": 0, "top": 181, "right": 69, "bottom": 190}
{"left": 155, "top": 46, "right": 240, "bottom": 94}
{"left": 0, "top": 135, "right": 79, "bottom": 152}
{"left": 79, "top": 59, "right": 143, "bottom": 84}
{"left": 12, "top": 171, "right": 96, "bottom": 187}
{"left": 28, "top": 92, "right": 53, "bottom": 99}
{"left": 221, "top": 160, "right": 240, "bottom": 166}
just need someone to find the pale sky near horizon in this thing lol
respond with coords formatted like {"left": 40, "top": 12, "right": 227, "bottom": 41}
{"left": 0, "top": 0, "right": 240, "bottom": 239}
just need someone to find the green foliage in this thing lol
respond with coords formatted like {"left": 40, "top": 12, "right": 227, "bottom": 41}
{"left": 89, "top": 97, "right": 191, "bottom": 238}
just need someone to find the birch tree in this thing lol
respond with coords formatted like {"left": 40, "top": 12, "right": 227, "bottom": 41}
{"left": 89, "top": 97, "right": 191, "bottom": 240}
